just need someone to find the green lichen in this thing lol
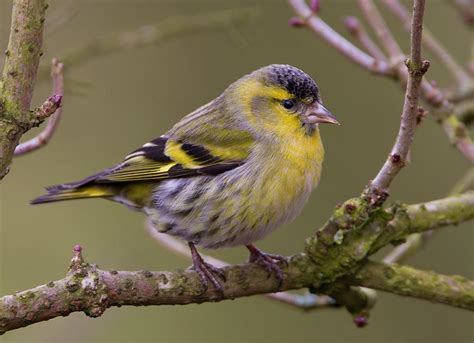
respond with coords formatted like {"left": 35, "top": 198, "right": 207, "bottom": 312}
{"left": 333, "top": 229, "right": 345, "bottom": 245}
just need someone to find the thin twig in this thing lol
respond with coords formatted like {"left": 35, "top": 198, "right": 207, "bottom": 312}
{"left": 368, "top": 0, "right": 428, "bottom": 197}
{"left": 14, "top": 59, "right": 64, "bottom": 156}
{"left": 450, "top": 0, "right": 474, "bottom": 26}
{"left": 288, "top": 0, "right": 474, "bottom": 163}
{"left": 145, "top": 222, "right": 337, "bottom": 310}
{"left": 343, "top": 16, "right": 387, "bottom": 61}
{"left": 288, "top": 0, "right": 392, "bottom": 75}
{"left": 382, "top": 0, "right": 471, "bottom": 86}
{"left": 357, "top": 0, "right": 404, "bottom": 60}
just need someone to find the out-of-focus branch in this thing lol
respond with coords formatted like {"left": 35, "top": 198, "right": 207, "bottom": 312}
{"left": 451, "top": 167, "right": 474, "bottom": 194}
{"left": 0, "top": 0, "right": 47, "bottom": 179}
{"left": 450, "top": 0, "right": 474, "bottom": 26}
{"left": 356, "top": 1, "right": 474, "bottom": 163}
{"left": 382, "top": 0, "right": 471, "bottom": 86}
{"left": 384, "top": 166, "right": 474, "bottom": 264}
{"left": 37, "top": 9, "right": 258, "bottom": 81}
{"left": 368, "top": 0, "right": 428, "bottom": 198}
{"left": 357, "top": 0, "right": 404, "bottom": 60}
{"left": 456, "top": 100, "right": 474, "bottom": 126}
{"left": 343, "top": 16, "right": 386, "bottom": 61}
{"left": 14, "top": 59, "right": 64, "bottom": 156}
{"left": 288, "top": 0, "right": 392, "bottom": 75}
{"left": 288, "top": 0, "right": 474, "bottom": 163}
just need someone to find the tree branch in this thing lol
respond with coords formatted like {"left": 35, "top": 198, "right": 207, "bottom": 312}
{"left": 382, "top": 0, "right": 471, "bottom": 86}
{"left": 287, "top": 0, "right": 392, "bottom": 75}
{"left": 357, "top": 0, "right": 404, "bottom": 60}
{"left": 450, "top": 0, "right": 474, "bottom": 26}
{"left": 145, "top": 222, "right": 338, "bottom": 311}
{"left": 343, "top": 16, "right": 387, "bottom": 61}
{"left": 0, "top": 0, "right": 47, "bottom": 179}
{"left": 383, "top": 165, "right": 474, "bottom": 264}
{"left": 288, "top": 0, "right": 474, "bottom": 163}
{"left": 353, "top": 261, "right": 474, "bottom": 310}
{"left": 1, "top": 194, "right": 472, "bottom": 334}
{"left": 14, "top": 58, "right": 64, "bottom": 156}
{"left": 368, "top": 0, "right": 428, "bottom": 198}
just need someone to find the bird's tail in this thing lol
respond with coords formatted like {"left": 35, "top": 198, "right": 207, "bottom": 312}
{"left": 30, "top": 185, "right": 114, "bottom": 204}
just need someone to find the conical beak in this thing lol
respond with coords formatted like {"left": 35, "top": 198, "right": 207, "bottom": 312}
{"left": 302, "top": 102, "right": 340, "bottom": 125}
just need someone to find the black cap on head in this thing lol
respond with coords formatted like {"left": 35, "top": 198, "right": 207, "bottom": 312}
{"left": 264, "top": 64, "right": 319, "bottom": 101}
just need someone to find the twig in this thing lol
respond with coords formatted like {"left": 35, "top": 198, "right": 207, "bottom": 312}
{"left": 145, "top": 222, "right": 337, "bottom": 311}
{"left": 439, "top": 116, "right": 474, "bottom": 163}
{"left": 356, "top": 1, "right": 474, "bottom": 163}
{"left": 382, "top": 0, "right": 471, "bottom": 86}
{"left": 368, "top": 0, "right": 428, "bottom": 197}
{"left": 343, "top": 16, "right": 387, "bottom": 61}
{"left": 450, "top": 167, "right": 474, "bottom": 194}
{"left": 288, "top": 0, "right": 391, "bottom": 75}
{"left": 369, "top": 0, "right": 429, "bottom": 194}
{"left": 0, "top": 0, "right": 47, "bottom": 179}
{"left": 14, "top": 59, "right": 64, "bottom": 156}
{"left": 450, "top": 0, "right": 474, "bottom": 26}
{"left": 357, "top": 0, "right": 404, "bottom": 60}
{"left": 456, "top": 100, "right": 474, "bottom": 126}
{"left": 288, "top": 0, "right": 474, "bottom": 163}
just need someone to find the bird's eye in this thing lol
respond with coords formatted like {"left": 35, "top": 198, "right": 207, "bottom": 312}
{"left": 282, "top": 99, "right": 295, "bottom": 110}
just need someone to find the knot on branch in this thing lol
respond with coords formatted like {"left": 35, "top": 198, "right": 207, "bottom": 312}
{"left": 30, "top": 94, "right": 62, "bottom": 127}
{"left": 405, "top": 58, "right": 430, "bottom": 76}
{"left": 363, "top": 185, "right": 389, "bottom": 209}
{"left": 305, "top": 197, "right": 381, "bottom": 285}
{"left": 66, "top": 245, "right": 109, "bottom": 318}
{"left": 288, "top": 17, "right": 306, "bottom": 27}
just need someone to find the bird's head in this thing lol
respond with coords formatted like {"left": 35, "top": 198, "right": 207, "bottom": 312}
{"left": 228, "top": 64, "right": 339, "bottom": 137}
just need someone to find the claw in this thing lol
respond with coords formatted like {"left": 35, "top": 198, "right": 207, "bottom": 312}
{"left": 246, "top": 244, "right": 287, "bottom": 286}
{"left": 188, "top": 242, "right": 226, "bottom": 294}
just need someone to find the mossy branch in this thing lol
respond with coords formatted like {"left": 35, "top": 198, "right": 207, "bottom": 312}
{"left": 353, "top": 261, "right": 474, "bottom": 310}
{"left": 1, "top": 194, "right": 472, "bottom": 334}
{"left": 0, "top": 0, "right": 47, "bottom": 179}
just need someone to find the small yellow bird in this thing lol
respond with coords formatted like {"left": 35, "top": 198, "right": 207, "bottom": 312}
{"left": 32, "top": 64, "right": 339, "bottom": 291}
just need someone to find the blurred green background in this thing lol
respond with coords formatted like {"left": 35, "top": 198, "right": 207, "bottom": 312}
{"left": 1, "top": 0, "right": 473, "bottom": 342}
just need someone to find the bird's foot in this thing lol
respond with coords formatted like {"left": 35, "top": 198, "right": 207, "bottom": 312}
{"left": 246, "top": 244, "right": 287, "bottom": 285}
{"left": 188, "top": 242, "right": 226, "bottom": 294}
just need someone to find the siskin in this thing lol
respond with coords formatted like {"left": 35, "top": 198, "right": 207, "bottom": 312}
{"left": 32, "top": 64, "right": 339, "bottom": 291}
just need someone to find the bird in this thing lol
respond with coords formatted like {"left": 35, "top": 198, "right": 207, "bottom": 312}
{"left": 31, "top": 64, "right": 339, "bottom": 292}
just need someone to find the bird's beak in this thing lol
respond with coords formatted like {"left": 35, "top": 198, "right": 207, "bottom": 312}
{"left": 302, "top": 102, "right": 340, "bottom": 125}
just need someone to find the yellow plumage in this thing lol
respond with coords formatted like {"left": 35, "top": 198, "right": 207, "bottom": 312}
{"left": 31, "top": 64, "right": 338, "bottom": 290}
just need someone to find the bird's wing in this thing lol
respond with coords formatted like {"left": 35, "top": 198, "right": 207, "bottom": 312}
{"left": 48, "top": 97, "right": 255, "bottom": 191}
{"left": 49, "top": 128, "right": 253, "bottom": 192}
{"left": 92, "top": 134, "right": 250, "bottom": 183}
